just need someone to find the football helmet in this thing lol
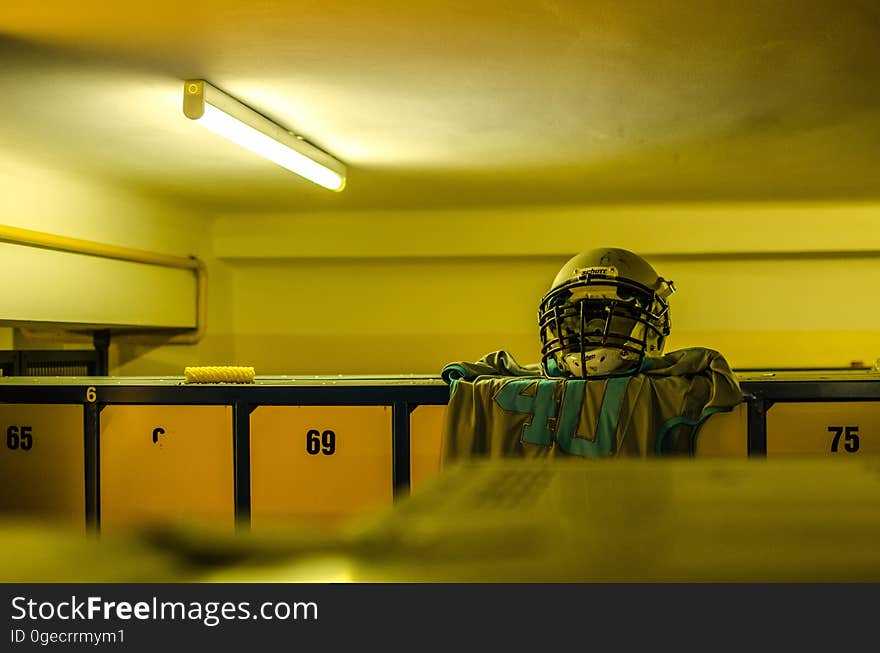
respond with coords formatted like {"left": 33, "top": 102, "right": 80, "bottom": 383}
{"left": 538, "top": 248, "right": 675, "bottom": 378}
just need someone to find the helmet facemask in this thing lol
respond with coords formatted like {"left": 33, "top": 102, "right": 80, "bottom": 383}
{"left": 539, "top": 266, "right": 674, "bottom": 379}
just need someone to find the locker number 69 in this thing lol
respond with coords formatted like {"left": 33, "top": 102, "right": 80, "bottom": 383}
{"left": 306, "top": 429, "right": 336, "bottom": 455}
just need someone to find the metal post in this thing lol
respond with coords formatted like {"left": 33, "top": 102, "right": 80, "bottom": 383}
{"left": 233, "top": 402, "right": 252, "bottom": 530}
{"left": 747, "top": 394, "right": 768, "bottom": 457}
{"left": 392, "top": 402, "right": 411, "bottom": 500}
{"left": 93, "top": 330, "right": 111, "bottom": 376}
{"left": 84, "top": 402, "right": 101, "bottom": 532}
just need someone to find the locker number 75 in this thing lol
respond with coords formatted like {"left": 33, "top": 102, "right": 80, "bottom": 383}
{"left": 828, "top": 425, "right": 859, "bottom": 453}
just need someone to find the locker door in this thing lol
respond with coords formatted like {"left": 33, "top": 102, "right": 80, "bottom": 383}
{"left": 0, "top": 404, "right": 85, "bottom": 524}
{"left": 100, "top": 405, "right": 234, "bottom": 531}
{"left": 250, "top": 405, "right": 392, "bottom": 528}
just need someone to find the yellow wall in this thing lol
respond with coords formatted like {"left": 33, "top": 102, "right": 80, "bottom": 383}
{"left": 218, "top": 203, "right": 880, "bottom": 374}
{"left": 4, "top": 158, "right": 878, "bottom": 379}
{"left": 0, "top": 152, "right": 234, "bottom": 375}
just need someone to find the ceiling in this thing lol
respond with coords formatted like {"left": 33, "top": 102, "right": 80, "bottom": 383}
{"left": 3, "top": 1, "right": 880, "bottom": 212}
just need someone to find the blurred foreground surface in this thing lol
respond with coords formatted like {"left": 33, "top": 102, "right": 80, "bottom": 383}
{"left": 5, "top": 458, "right": 880, "bottom": 582}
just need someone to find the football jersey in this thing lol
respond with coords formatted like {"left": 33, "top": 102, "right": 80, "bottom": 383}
{"left": 440, "top": 347, "right": 743, "bottom": 460}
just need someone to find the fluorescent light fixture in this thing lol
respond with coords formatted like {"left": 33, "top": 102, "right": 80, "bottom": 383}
{"left": 183, "top": 80, "right": 346, "bottom": 191}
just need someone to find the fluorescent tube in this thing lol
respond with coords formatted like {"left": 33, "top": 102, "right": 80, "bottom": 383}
{"left": 183, "top": 80, "right": 346, "bottom": 191}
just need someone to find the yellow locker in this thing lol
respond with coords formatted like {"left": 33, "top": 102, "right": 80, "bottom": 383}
{"left": 695, "top": 402, "right": 748, "bottom": 457}
{"left": 767, "top": 402, "right": 880, "bottom": 455}
{"left": 410, "top": 405, "right": 446, "bottom": 490}
{"left": 100, "top": 405, "right": 234, "bottom": 531}
{"left": 0, "top": 404, "right": 84, "bottom": 524}
{"left": 250, "top": 405, "right": 392, "bottom": 528}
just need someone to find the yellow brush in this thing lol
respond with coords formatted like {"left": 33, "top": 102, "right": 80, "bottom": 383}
{"left": 184, "top": 366, "right": 256, "bottom": 384}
